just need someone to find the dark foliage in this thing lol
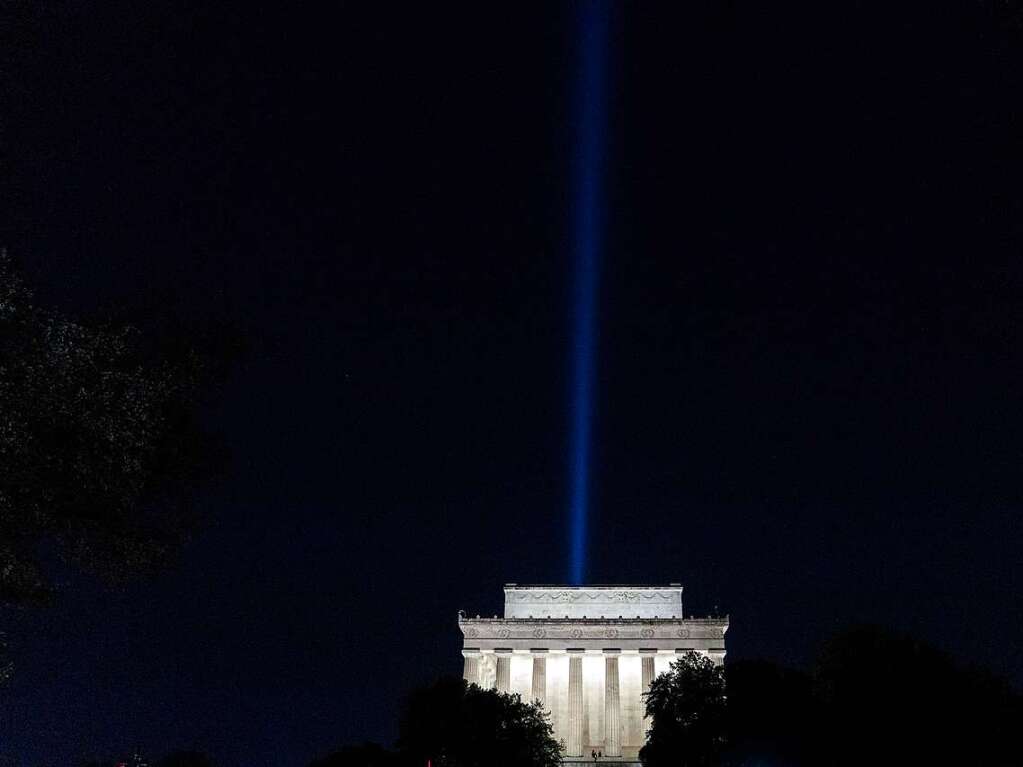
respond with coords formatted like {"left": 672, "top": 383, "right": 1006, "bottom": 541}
{"left": 721, "top": 659, "right": 816, "bottom": 765}
{"left": 398, "top": 677, "right": 562, "bottom": 767}
{"left": 0, "top": 256, "right": 226, "bottom": 608}
{"left": 811, "top": 625, "right": 1022, "bottom": 767}
{"left": 719, "top": 627, "right": 1023, "bottom": 766}
{"left": 309, "top": 742, "right": 398, "bottom": 767}
{"left": 0, "top": 631, "right": 10, "bottom": 685}
{"left": 641, "top": 651, "right": 727, "bottom": 767}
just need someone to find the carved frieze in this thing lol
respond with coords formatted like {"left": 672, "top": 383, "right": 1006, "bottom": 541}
{"left": 503, "top": 585, "right": 685, "bottom": 619}
{"left": 505, "top": 589, "right": 677, "bottom": 602}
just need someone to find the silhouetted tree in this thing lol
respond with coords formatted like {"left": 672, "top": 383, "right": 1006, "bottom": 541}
{"left": 0, "top": 632, "right": 10, "bottom": 685}
{"left": 640, "top": 651, "right": 727, "bottom": 767}
{"left": 309, "top": 742, "right": 398, "bottom": 767}
{"left": 0, "top": 255, "right": 226, "bottom": 609}
{"left": 721, "top": 659, "right": 816, "bottom": 766}
{"left": 398, "top": 677, "right": 561, "bottom": 767}
{"left": 640, "top": 631, "right": 1022, "bottom": 767}
{"left": 812, "top": 625, "right": 1022, "bottom": 767}
{"left": 158, "top": 751, "right": 213, "bottom": 767}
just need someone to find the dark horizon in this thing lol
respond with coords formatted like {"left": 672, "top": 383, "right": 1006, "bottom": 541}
{"left": 3, "top": 2, "right": 1023, "bottom": 766}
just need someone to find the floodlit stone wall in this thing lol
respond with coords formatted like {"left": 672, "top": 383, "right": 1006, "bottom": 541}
{"left": 459, "top": 584, "right": 728, "bottom": 761}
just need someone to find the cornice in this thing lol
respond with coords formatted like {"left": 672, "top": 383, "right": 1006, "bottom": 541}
{"left": 457, "top": 616, "right": 728, "bottom": 625}
{"left": 457, "top": 617, "right": 728, "bottom": 641}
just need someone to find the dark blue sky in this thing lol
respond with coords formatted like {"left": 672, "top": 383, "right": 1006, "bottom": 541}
{"left": 3, "top": 2, "right": 1023, "bottom": 765}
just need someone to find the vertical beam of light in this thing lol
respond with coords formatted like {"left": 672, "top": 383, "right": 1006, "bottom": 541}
{"left": 568, "top": 1, "right": 610, "bottom": 586}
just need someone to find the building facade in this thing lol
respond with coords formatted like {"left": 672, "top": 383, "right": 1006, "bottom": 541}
{"left": 458, "top": 584, "right": 727, "bottom": 763}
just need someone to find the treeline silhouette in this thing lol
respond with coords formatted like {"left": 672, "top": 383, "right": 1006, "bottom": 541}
{"left": 77, "top": 626, "right": 1022, "bottom": 767}
{"left": 311, "top": 626, "right": 1022, "bottom": 767}
{"left": 648, "top": 625, "right": 1022, "bottom": 766}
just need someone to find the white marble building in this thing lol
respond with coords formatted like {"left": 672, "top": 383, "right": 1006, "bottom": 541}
{"left": 458, "top": 584, "right": 728, "bottom": 764}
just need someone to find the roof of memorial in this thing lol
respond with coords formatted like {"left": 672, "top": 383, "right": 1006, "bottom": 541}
{"left": 504, "top": 583, "right": 682, "bottom": 588}
{"left": 458, "top": 615, "right": 729, "bottom": 623}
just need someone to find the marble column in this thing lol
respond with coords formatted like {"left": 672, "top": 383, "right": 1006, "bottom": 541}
{"left": 604, "top": 654, "right": 622, "bottom": 757}
{"left": 479, "top": 654, "right": 497, "bottom": 690}
{"left": 567, "top": 653, "right": 584, "bottom": 757}
{"left": 462, "top": 652, "right": 480, "bottom": 686}
{"left": 531, "top": 654, "right": 547, "bottom": 704}
{"left": 641, "top": 655, "right": 656, "bottom": 692}
{"left": 496, "top": 654, "right": 511, "bottom": 693}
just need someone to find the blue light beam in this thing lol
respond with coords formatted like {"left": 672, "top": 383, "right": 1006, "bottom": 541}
{"left": 568, "top": 1, "right": 610, "bottom": 586}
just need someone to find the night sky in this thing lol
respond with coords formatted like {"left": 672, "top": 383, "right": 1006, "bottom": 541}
{"left": 3, "top": 2, "right": 1023, "bottom": 765}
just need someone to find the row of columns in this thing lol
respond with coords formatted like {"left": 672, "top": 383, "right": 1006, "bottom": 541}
{"left": 463, "top": 650, "right": 647, "bottom": 758}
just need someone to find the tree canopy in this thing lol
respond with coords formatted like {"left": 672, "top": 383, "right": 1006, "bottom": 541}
{"left": 397, "top": 677, "right": 562, "bottom": 767}
{"left": 641, "top": 651, "right": 727, "bottom": 767}
{"left": 721, "top": 658, "right": 816, "bottom": 765}
{"left": 811, "top": 625, "right": 1023, "bottom": 766}
{"left": 0, "top": 255, "right": 224, "bottom": 608}
{"left": 646, "top": 628, "right": 1023, "bottom": 767}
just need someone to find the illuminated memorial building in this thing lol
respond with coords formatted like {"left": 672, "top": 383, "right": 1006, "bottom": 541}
{"left": 459, "top": 584, "right": 728, "bottom": 764}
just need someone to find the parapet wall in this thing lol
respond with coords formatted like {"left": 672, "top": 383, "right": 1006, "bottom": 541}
{"left": 503, "top": 584, "right": 684, "bottom": 619}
